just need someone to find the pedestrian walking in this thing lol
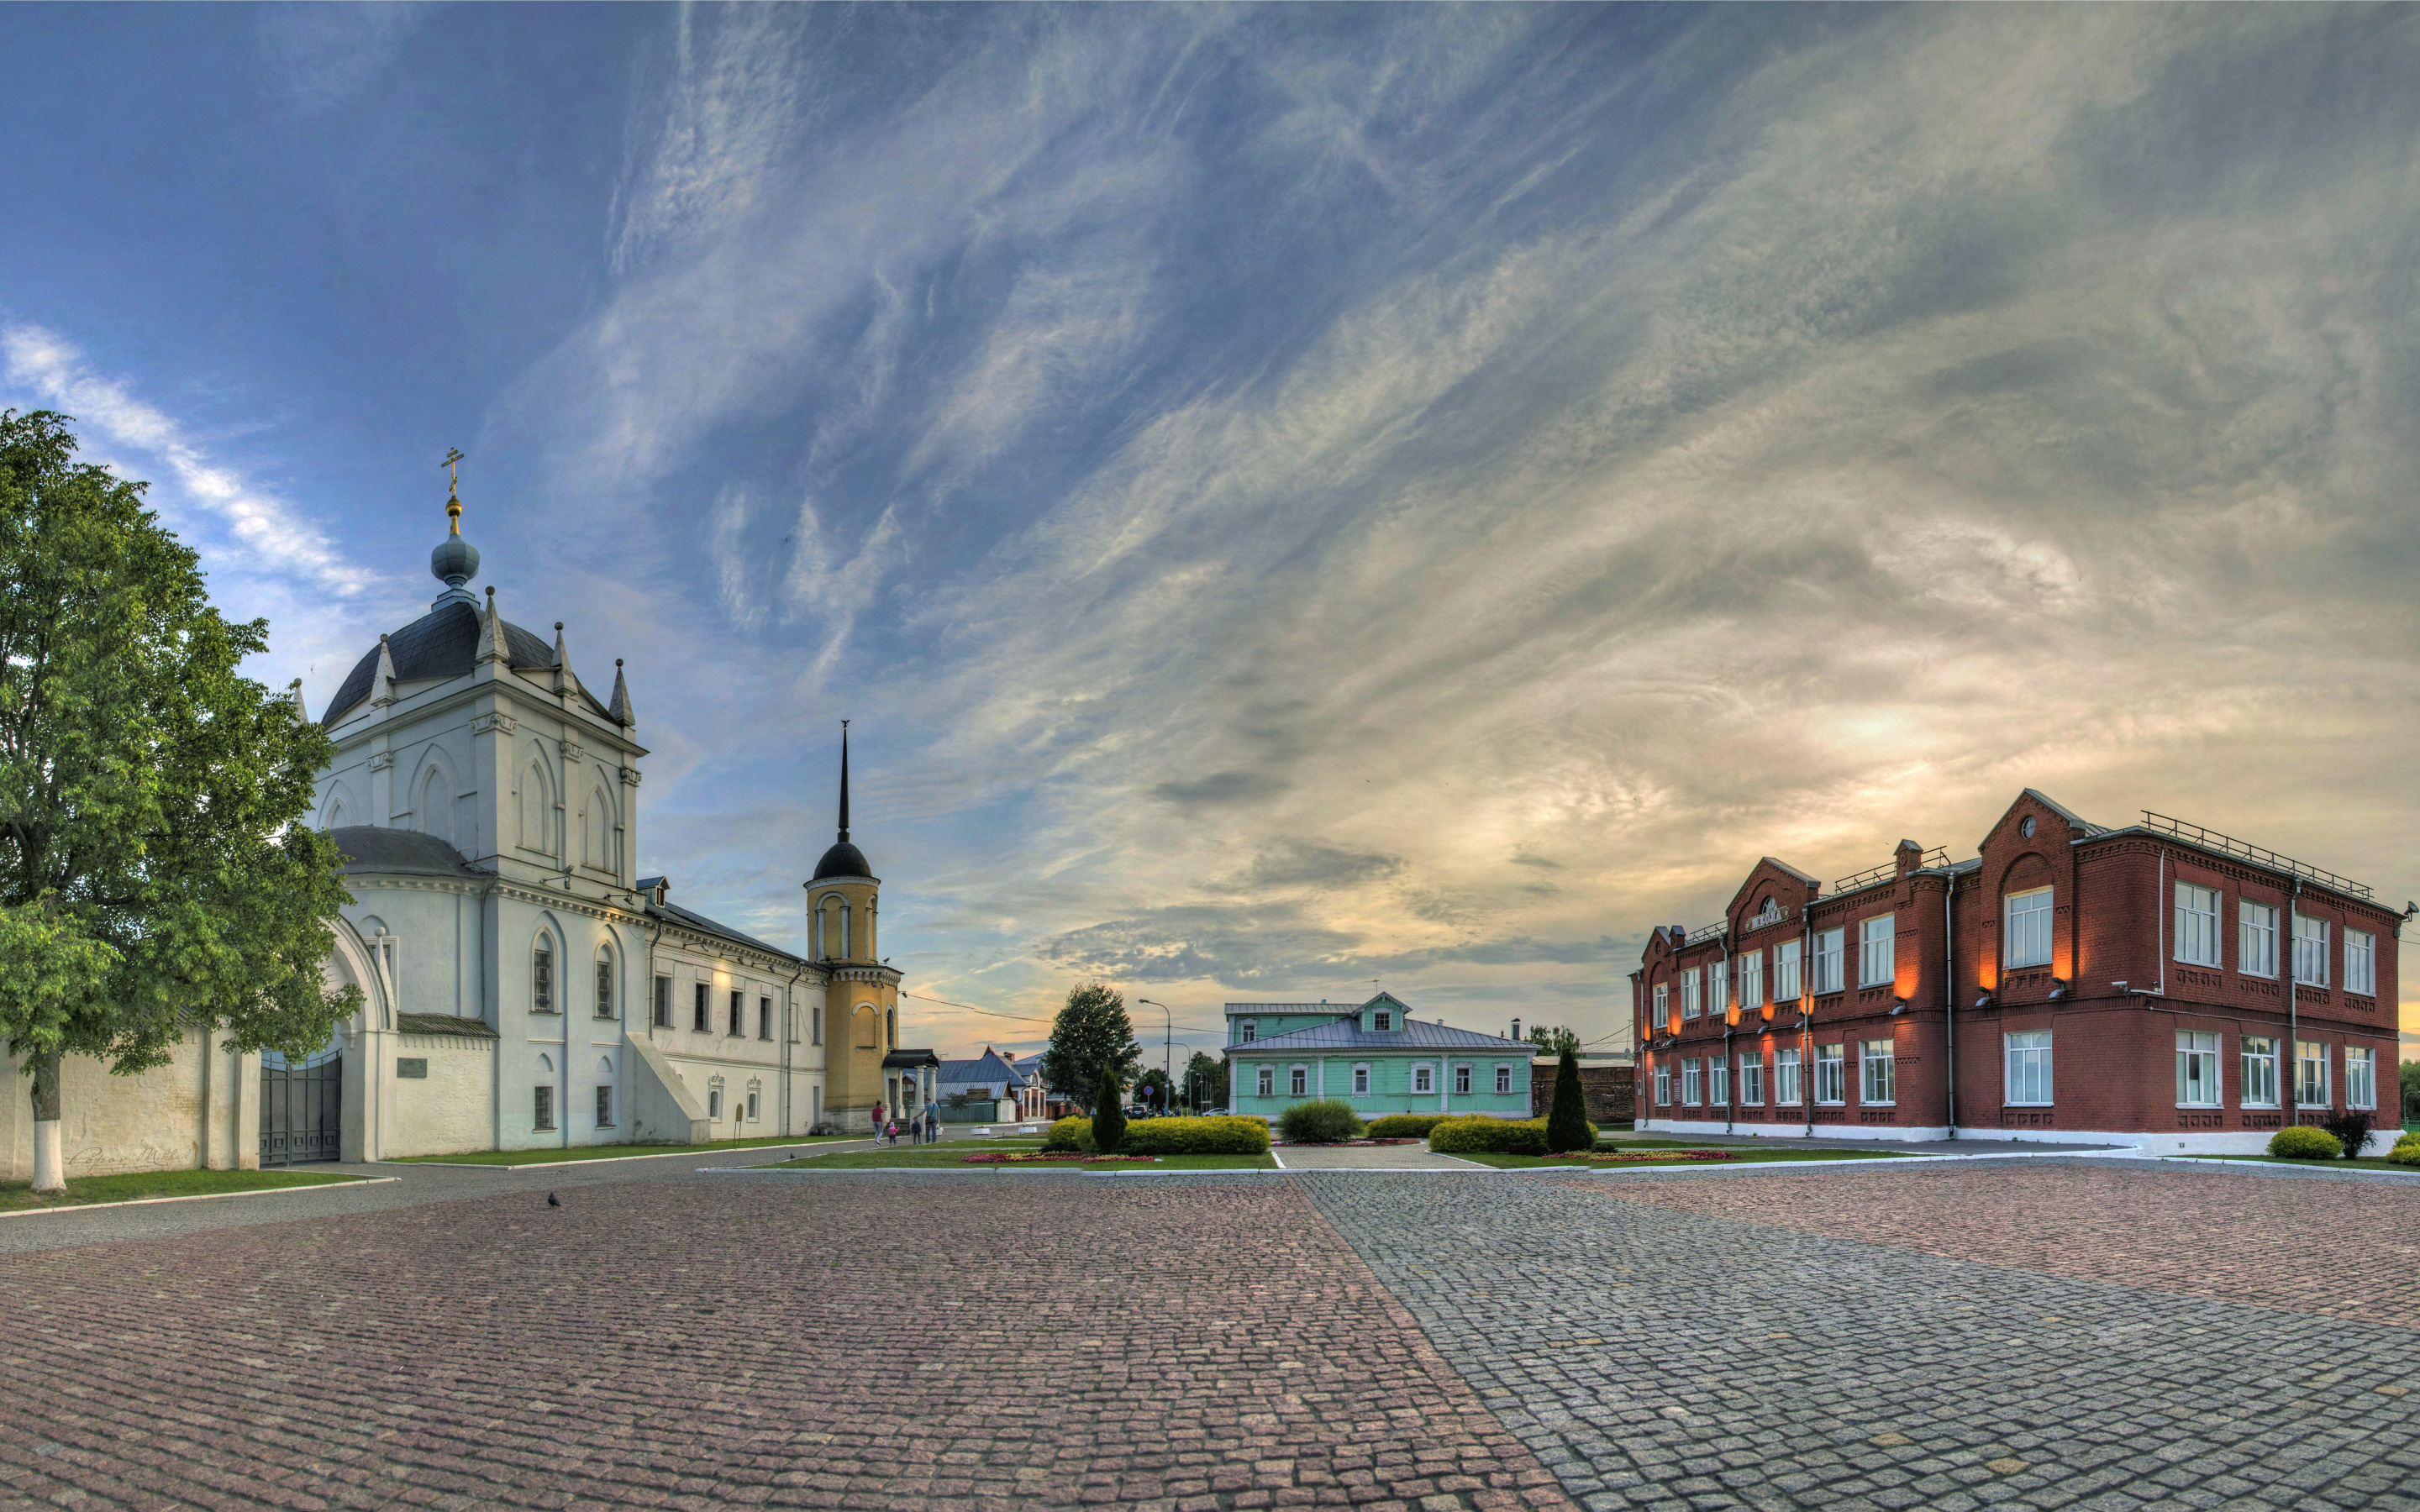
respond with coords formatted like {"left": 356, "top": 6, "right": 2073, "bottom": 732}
{"left": 871, "top": 1102, "right": 885, "bottom": 1141}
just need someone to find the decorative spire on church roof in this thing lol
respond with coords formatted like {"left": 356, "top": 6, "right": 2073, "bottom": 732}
{"left": 430, "top": 446, "right": 481, "bottom": 607}
{"left": 475, "top": 585, "right": 504, "bottom": 664}
{"left": 609, "top": 659, "right": 634, "bottom": 726}
{"left": 838, "top": 718, "right": 850, "bottom": 842}
{"left": 371, "top": 634, "right": 398, "bottom": 706}
{"left": 551, "top": 621, "right": 578, "bottom": 697}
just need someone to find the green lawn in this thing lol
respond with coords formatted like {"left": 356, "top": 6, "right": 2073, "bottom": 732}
{"left": 387, "top": 1134, "right": 857, "bottom": 1167}
{"left": 1, "top": 1168, "right": 371, "bottom": 1212}
{"left": 765, "top": 1146, "right": 1276, "bottom": 1172}
{"left": 1455, "top": 1147, "right": 1919, "bottom": 1169}
{"left": 2173, "top": 1153, "right": 2420, "bottom": 1173}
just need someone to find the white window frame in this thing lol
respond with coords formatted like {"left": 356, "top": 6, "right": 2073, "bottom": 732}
{"left": 2173, "top": 883, "right": 2221, "bottom": 969}
{"left": 1708, "top": 1057, "right": 1728, "bottom": 1106}
{"left": 1710, "top": 960, "right": 1729, "bottom": 1016}
{"left": 1813, "top": 1044, "right": 1846, "bottom": 1105}
{"left": 1241, "top": 1020, "right": 1258, "bottom": 1043}
{"left": 1739, "top": 950, "right": 1764, "bottom": 1010}
{"left": 1412, "top": 1063, "right": 1433, "bottom": 1095}
{"left": 2293, "top": 915, "right": 2330, "bottom": 987}
{"left": 1655, "top": 1064, "right": 1671, "bottom": 1106}
{"left": 2240, "top": 1036, "right": 2280, "bottom": 1109}
{"left": 1255, "top": 1065, "right": 1275, "bottom": 1098}
{"left": 2346, "top": 928, "right": 2376, "bottom": 997}
{"left": 1290, "top": 1064, "right": 1309, "bottom": 1098}
{"left": 1373, "top": 1010, "right": 1394, "bottom": 1032}
{"left": 1859, "top": 1040, "right": 1896, "bottom": 1105}
{"left": 1352, "top": 1063, "right": 1370, "bottom": 1095}
{"left": 1681, "top": 1058, "right": 1702, "bottom": 1106}
{"left": 2003, "top": 889, "right": 2053, "bottom": 970}
{"left": 2239, "top": 901, "right": 2278, "bottom": 979}
{"left": 1812, "top": 928, "right": 1844, "bottom": 995}
{"left": 2294, "top": 1040, "right": 2328, "bottom": 1108}
{"left": 1454, "top": 1063, "right": 1471, "bottom": 1095}
{"left": 2348, "top": 1046, "right": 2377, "bottom": 1110}
{"left": 1739, "top": 1055, "right": 1764, "bottom": 1106}
{"left": 1860, "top": 916, "right": 1896, "bottom": 988}
{"left": 1776, "top": 1047, "right": 1802, "bottom": 1106}
{"left": 1775, "top": 939, "right": 1802, "bottom": 1003}
{"left": 2175, "top": 1030, "right": 2221, "bottom": 1108}
{"left": 1681, "top": 968, "right": 1702, "bottom": 1020}
{"left": 1494, "top": 1063, "right": 1512, "bottom": 1095}
{"left": 2004, "top": 1030, "right": 2052, "bottom": 1107}
{"left": 1653, "top": 983, "right": 1670, "bottom": 1021}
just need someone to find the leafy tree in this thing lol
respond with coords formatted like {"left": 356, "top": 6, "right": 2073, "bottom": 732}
{"left": 1526, "top": 1023, "right": 1581, "bottom": 1057}
{"left": 1039, "top": 980, "right": 1140, "bottom": 1114}
{"left": 2402, "top": 1058, "right": 2420, "bottom": 1121}
{"left": 1092, "top": 1065, "right": 1127, "bottom": 1152}
{"left": 0, "top": 411, "right": 358, "bottom": 1194}
{"left": 1182, "top": 1049, "right": 1224, "bottom": 1110}
{"left": 1134, "top": 1066, "right": 1171, "bottom": 1110}
{"left": 1545, "top": 1044, "right": 1592, "bottom": 1152}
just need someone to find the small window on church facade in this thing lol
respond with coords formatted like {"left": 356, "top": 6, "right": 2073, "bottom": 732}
{"left": 692, "top": 982, "right": 708, "bottom": 1032}
{"left": 594, "top": 1086, "right": 613, "bottom": 1128}
{"left": 708, "top": 1089, "right": 722, "bottom": 1120}
{"left": 759, "top": 997, "right": 772, "bottom": 1040}
{"left": 534, "top": 1085, "right": 555, "bottom": 1131}
{"left": 746, "top": 1089, "right": 760, "bottom": 1121}
{"left": 654, "top": 975, "right": 671, "bottom": 1028}
{"left": 886, "top": 1007, "right": 897, "bottom": 1047}
{"left": 729, "top": 990, "right": 744, "bottom": 1036}
{"left": 595, "top": 953, "right": 615, "bottom": 1019}
{"left": 533, "top": 941, "right": 555, "bottom": 1014}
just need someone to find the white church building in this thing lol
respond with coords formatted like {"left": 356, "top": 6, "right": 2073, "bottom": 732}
{"left": 1, "top": 481, "right": 934, "bottom": 1181}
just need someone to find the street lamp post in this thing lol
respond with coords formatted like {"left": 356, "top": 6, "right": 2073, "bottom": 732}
{"left": 1138, "top": 999, "right": 1174, "bottom": 1116}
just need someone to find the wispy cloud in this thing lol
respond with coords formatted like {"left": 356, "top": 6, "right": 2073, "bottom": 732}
{"left": 256, "top": 3, "right": 431, "bottom": 114}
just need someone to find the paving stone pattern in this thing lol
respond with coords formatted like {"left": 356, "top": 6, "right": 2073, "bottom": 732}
{"left": 1302, "top": 1168, "right": 2420, "bottom": 1512}
{"left": 1584, "top": 1163, "right": 2420, "bottom": 1330}
{"left": 0, "top": 1177, "right": 1571, "bottom": 1512}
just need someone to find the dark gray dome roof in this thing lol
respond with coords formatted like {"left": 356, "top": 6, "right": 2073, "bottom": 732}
{"left": 813, "top": 840, "right": 871, "bottom": 880}
{"left": 320, "top": 601, "right": 558, "bottom": 727}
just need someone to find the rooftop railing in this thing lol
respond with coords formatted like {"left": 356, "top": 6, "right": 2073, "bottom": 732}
{"left": 2139, "top": 811, "right": 2373, "bottom": 901}
{"left": 1829, "top": 847, "right": 1949, "bottom": 895}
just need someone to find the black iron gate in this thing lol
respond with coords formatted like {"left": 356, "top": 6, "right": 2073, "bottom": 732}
{"left": 260, "top": 1053, "right": 342, "bottom": 1165}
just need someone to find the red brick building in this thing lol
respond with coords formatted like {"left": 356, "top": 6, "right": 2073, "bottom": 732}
{"left": 1630, "top": 790, "right": 2406, "bottom": 1152}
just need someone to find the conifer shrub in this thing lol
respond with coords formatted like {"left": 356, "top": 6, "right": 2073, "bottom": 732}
{"left": 1092, "top": 1067, "right": 1128, "bottom": 1152}
{"left": 1043, "top": 1116, "right": 1094, "bottom": 1152}
{"left": 1119, "top": 1116, "right": 1272, "bottom": 1155}
{"left": 2268, "top": 1126, "right": 2343, "bottom": 1160}
{"left": 2319, "top": 1110, "right": 2375, "bottom": 1158}
{"left": 2391, "top": 1137, "right": 2420, "bottom": 1167}
{"left": 1365, "top": 1114, "right": 1452, "bottom": 1139}
{"left": 1276, "top": 1100, "right": 1365, "bottom": 1143}
{"left": 1545, "top": 1046, "right": 1592, "bottom": 1153}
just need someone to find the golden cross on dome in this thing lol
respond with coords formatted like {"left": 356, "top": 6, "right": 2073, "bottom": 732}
{"left": 440, "top": 447, "right": 466, "bottom": 533}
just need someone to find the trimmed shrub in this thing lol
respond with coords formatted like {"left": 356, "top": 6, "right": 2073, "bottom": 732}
{"left": 2319, "top": 1110, "right": 2375, "bottom": 1158}
{"left": 1430, "top": 1116, "right": 1550, "bottom": 1156}
{"left": 1545, "top": 1046, "right": 1591, "bottom": 1152}
{"left": 1277, "top": 1099, "right": 1365, "bottom": 1143}
{"left": 1043, "top": 1116, "right": 1094, "bottom": 1153}
{"left": 2391, "top": 1141, "right": 2420, "bottom": 1167}
{"left": 1093, "top": 1067, "right": 1128, "bottom": 1153}
{"left": 1119, "top": 1116, "right": 1272, "bottom": 1156}
{"left": 1365, "top": 1114, "right": 1452, "bottom": 1140}
{"left": 2269, "top": 1126, "right": 2343, "bottom": 1160}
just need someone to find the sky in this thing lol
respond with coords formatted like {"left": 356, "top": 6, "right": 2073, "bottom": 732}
{"left": 5, "top": 4, "right": 2418, "bottom": 1068}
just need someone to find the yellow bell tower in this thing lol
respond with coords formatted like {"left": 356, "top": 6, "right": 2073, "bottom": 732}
{"left": 808, "top": 722, "right": 902, "bottom": 1133}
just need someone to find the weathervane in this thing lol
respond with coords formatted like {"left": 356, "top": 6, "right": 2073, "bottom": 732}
{"left": 441, "top": 447, "right": 466, "bottom": 535}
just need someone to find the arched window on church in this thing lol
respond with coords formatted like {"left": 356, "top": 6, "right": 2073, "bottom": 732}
{"left": 886, "top": 1006, "right": 897, "bottom": 1047}
{"left": 420, "top": 767, "right": 454, "bottom": 848}
{"left": 520, "top": 759, "right": 554, "bottom": 857}
{"left": 584, "top": 784, "right": 613, "bottom": 872}
{"left": 855, "top": 1005, "right": 877, "bottom": 1048}
{"left": 594, "top": 945, "right": 615, "bottom": 1020}
{"left": 533, "top": 934, "right": 555, "bottom": 1014}
{"left": 819, "top": 895, "right": 848, "bottom": 959}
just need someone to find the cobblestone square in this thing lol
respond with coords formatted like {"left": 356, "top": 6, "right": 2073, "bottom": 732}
{"left": 5, "top": 1161, "right": 2417, "bottom": 1511}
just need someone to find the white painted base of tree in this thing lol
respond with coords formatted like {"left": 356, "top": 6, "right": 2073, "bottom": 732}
{"left": 30, "top": 1120, "right": 64, "bottom": 1194}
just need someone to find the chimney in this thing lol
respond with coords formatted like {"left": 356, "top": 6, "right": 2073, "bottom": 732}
{"left": 1895, "top": 838, "right": 1923, "bottom": 878}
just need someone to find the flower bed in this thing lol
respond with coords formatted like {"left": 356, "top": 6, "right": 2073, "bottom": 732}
{"left": 960, "top": 1152, "right": 1157, "bottom": 1164}
{"left": 1580, "top": 1149, "right": 1740, "bottom": 1163}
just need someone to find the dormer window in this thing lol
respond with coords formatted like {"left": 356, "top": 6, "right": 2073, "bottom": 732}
{"left": 1373, "top": 1011, "right": 1393, "bottom": 1032}
{"left": 1241, "top": 1020, "right": 1257, "bottom": 1043}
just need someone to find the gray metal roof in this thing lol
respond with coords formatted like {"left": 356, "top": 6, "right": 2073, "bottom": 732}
{"left": 885, "top": 1047, "right": 939, "bottom": 1069}
{"left": 396, "top": 1012, "right": 498, "bottom": 1039}
{"left": 331, "top": 826, "right": 479, "bottom": 878}
{"left": 322, "top": 600, "right": 571, "bottom": 727}
{"left": 1228, "top": 1018, "right": 1529, "bottom": 1053}
{"left": 939, "top": 1049, "right": 1018, "bottom": 1084}
{"left": 651, "top": 898, "right": 800, "bottom": 962}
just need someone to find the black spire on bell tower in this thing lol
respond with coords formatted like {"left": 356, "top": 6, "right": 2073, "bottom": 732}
{"left": 811, "top": 720, "right": 871, "bottom": 882}
{"left": 837, "top": 719, "right": 850, "bottom": 842}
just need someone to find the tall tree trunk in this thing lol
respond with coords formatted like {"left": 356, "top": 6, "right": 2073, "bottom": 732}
{"left": 29, "top": 1047, "right": 64, "bottom": 1195}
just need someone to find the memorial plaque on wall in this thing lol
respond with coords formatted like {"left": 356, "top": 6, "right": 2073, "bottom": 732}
{"left": 397, "top": 1058, "right": 429, "bottom": 1079}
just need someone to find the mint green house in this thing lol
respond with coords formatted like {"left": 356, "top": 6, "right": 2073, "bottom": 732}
{"left": 1225, "top": 993, "right": 1532, "bottom": 1122}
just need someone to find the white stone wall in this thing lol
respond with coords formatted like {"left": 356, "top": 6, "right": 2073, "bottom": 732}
{"left": 380, "top": 1035, "right": 496, "bottom": 1158}
{"left": 0, "top": 1032, "right": 257, "bottom": 1183}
